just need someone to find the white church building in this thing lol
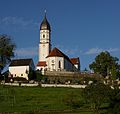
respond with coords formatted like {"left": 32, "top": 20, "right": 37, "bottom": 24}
{"left": 37, "top": 14, "right": 80, "bottom": 74}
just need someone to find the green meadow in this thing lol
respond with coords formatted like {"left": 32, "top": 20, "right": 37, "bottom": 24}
{"left": 0, "top": 85, "right": 106, "bottom": 114}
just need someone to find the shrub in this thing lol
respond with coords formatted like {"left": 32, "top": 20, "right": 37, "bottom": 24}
{"left": 13, "top": 77, "right": 28, "bottom": 83}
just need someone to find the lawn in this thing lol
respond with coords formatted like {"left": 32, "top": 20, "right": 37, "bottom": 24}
{"left": 0, "top": 85, "right": 105, "bottom": 114}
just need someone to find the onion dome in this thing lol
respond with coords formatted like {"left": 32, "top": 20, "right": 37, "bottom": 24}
{"left": 40, "top": 14, "right": 51, "bottom": 31}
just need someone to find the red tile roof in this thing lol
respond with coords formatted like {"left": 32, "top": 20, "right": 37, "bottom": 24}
{"left": 70, "top": 58, "right": 79, "bottom": 64}
{"left": 46, "top": 47, "right": 69, "bottom": 59}
{"left": 37, "top": 61, "right": 47, "bottom": 66}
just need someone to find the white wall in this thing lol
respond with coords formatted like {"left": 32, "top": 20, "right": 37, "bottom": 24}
{"left": 9, "top": 66, "right": 29, "bottom": 80}
{"left": 39, "top": 30, "right": 51, "bottom": 61}
{"left": 39, "top": 43, "right": 50, "bottom": 61}
{"left": 46, "top": 57, "right": 64, "bottom": 71}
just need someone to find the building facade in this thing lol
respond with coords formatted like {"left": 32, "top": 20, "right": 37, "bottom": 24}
{"left": 37, "top": 14, "right": 80, "bottom": 74}
{"left": 9, "top": 59, "right": 35, "bottom": 80}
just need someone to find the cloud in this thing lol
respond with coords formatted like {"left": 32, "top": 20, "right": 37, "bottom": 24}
{"left": 0, "top": 16, "right": 39, "bottom": 30}
{"left": 84, "top": 47, "right": 120, "bottom": 55}
{"left": 85, "top": 48, "right": 103, "bottom": 55}
{"left": 108, "top": 48, "right": 120, "bottom": 52}
{"left": 15, "top": 47, "right": 38, "bottom": 57}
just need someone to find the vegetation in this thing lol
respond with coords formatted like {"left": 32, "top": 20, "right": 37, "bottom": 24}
{"left": 107, "top": 86, "right": 120, "bottom": 114}
{"left": 83, "top": 82, "right": 112, "bottom": 114}
{"left": 0, "top": 83, "right": 119, "bottom": 114}
{"left": 0, "top": 34, "right": 120, "bottom": 114}
{"left": 0, "top": 34, "right": 16, "bottom": 76}
{"left": 89, "top": 51, "right": 120, "bottom": 79}
{"left": 0, "top": 85, "right": 110, "bottom": 114}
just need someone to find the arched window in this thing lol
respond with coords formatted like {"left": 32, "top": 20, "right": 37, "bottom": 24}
{"left": 43, "top": 34, "right": 45, "bottom": 38}
{"left": 59, "top": 61, "right": 61, "bottom": 69}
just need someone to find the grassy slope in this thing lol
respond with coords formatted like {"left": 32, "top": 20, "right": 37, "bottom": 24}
{"left": 0, "top": 85, "right": 102, "bottom": 114}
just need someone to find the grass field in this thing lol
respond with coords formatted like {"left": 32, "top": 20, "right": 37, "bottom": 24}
{"left": 0, "top": 85, "right": 106, "bottom": 114}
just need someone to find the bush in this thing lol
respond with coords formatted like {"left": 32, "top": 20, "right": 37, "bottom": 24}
{"left": 13, "top": 77, "right": 28, "bottom": 83}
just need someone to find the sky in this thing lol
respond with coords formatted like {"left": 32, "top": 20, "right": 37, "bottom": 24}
{"left": 0, "top": 0, "right": 120, "bottom": 70}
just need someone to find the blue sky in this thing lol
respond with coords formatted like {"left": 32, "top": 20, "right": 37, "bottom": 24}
{"left": 0, "top": 0, "right": 120, "bottom": 70}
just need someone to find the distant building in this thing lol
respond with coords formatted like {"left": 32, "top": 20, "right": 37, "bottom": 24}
{"left": 37, "top": 13, "right": 80, "bottom": 74}
{"left": 9, "top": 58, "right": 35, "bottom": 80}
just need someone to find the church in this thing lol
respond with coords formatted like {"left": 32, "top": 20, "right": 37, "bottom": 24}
{"left": 36, "top": 14, "right": 80, "bottom": 74}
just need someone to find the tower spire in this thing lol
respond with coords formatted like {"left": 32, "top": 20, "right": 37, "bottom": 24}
{"left": 44, "top": 9, "right": 47, "bottom": 17}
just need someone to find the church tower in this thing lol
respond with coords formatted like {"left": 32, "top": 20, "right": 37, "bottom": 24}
{"left": 37, "top": 13, "right": 51, "bottom": 72}
{"left": 39, "top": 13, "right": 51, "bottom": 61}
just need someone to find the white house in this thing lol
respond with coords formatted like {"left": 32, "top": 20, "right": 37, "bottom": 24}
{"left": 36, "top": 13, "right": 80, "bottom": 74}
{"left": 9, "top": 58, "right": 35, "bottom": 80}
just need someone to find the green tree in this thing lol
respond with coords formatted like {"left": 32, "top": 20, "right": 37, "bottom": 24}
{"left": 0, "top": 35, "right": 16, "bottom": 76}
{"left": 107, "top": 86, "right": 120, "bottom": 114}
{"left": 83, "top": 82, "right": 112, "bottom": 114}
{"left": 89, "top": 51, "right": 120, "bottom": 78}
{"left": 28, "top": 69, "right": 36, "bottom": 80}
{"left": 35, "top": 70, "right": 43, "bottom": 86}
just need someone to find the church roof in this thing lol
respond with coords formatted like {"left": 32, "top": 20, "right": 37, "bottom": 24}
{"left": 9, "top": 58, "right": 33, "bottom": 66}
{"left": 46, "top": 47, "right": 69, "bottom": 59}
{"left": 70, "top": 58, "right": 80, "bottom": 65}
{"left": 37, "top": 61, "right": 47, "bottom": 67}
{"left": 40, "top": 14, "right": 51, "bottom": 31}
{"left": 46, "top": 47, "right": 73, "bottom": 63}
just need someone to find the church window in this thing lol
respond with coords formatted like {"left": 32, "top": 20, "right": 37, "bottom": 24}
{"left": 59, "top": 61, "right": 61, "bottom": 68}
{"left": 52, "top": 60, "right": 54, "bottom": 63}
{"left": 43, "top": 34, "right": 45, "bottom": 38}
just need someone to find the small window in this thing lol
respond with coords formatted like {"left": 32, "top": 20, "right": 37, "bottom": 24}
{"left": 21, "top": 74, "right": 23, "bottom": 76}
{"left": 59, "top": 61, "right": 61, "bottom": 68}
{"left": 52, "top": 60, "right": 54, "bottom": 63}
{"left": 43, "top": 34, "right": 45, "bottom": 38}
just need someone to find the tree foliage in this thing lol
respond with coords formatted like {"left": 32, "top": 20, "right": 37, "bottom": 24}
{"left": 83, "top": 82, "right": 112, "bottom": 114}
{"left": 107, "top": 86, "right": 120, "bottom": 114}
{"left": 0, "top": 35, "right": 16, "bottom": 75}
{"left": 89, "top": 51, "right": 120, "bottom": 78}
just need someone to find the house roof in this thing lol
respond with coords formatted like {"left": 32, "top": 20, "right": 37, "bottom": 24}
{"left": 37, "top": 61, "right": 47, "bottom": 67}
{"left": 70, "top": 58, "right": 80, "bottom": 65}
{"left": 9, "top": 58, "right": 33, "bottom": 66}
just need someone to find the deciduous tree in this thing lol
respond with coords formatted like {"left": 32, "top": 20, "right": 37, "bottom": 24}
{"left": 89, "top": 51, "right": 120, "bottom": 78}
{"left": 0, "top": 35, "right": 16, "bottom": 76}
{"left": 83, "top": 82, "right": 112, "bottom": 114}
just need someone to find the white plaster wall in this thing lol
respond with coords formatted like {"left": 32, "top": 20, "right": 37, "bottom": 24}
{"left": 39, "top": 43, "right": 50, "bottom": 61}
{"left": 46, "top": 57, "right": 64, "bottom": 71}
{"left": 9, "top": 66, "right": 29, "bottom": 80}
{"left": 39, "top": 30, "right": 51, "bottom": 61}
